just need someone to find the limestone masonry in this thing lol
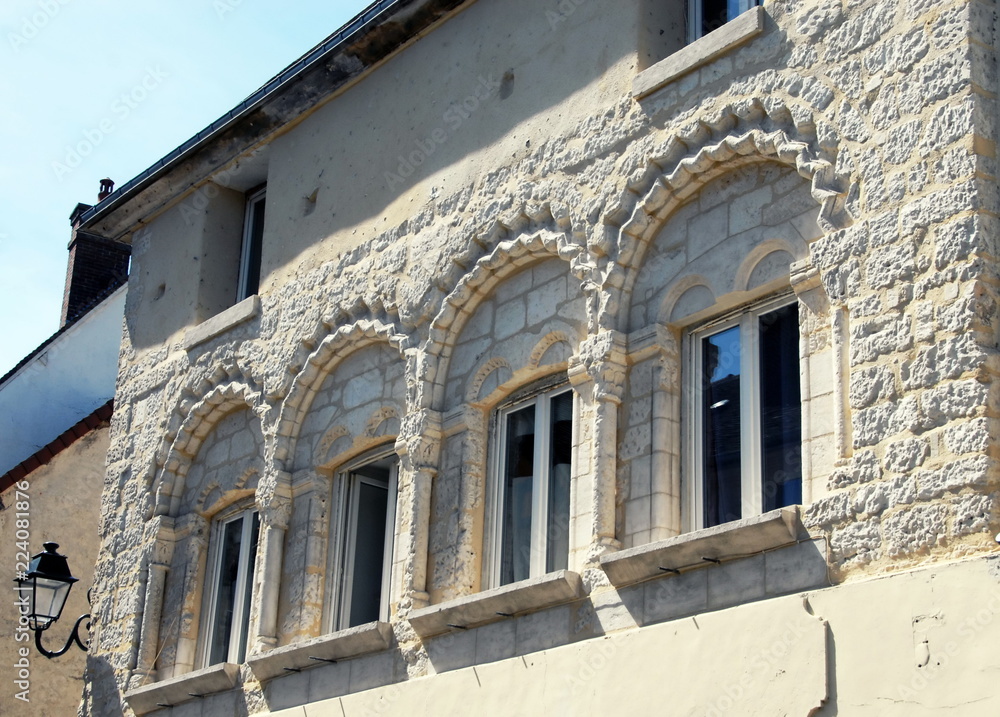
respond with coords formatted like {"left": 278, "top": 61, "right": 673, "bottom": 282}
{"left": 79, "top": 0, "right": 1000, "bottom": 714}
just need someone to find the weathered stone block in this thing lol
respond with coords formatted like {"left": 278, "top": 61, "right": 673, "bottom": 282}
{"left": 915, "top": 455, "right": 995, "bottom": 500}
{"left": 883, "top": 504, "right": 948, "bottom": 557}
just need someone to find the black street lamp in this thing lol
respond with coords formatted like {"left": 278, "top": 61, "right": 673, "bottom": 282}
{"left": 13, "top": 542, "right": 90, "bottom": 659}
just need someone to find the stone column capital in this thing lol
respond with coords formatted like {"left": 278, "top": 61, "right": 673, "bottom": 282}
{"left": 396, "top": 409, "right": 443, "bottom": 472}
{"left": 569, "top": 330, "right": 628, "bottom": 403}
{"left": 257, "top": 470, "right": 293, "bottom": 530}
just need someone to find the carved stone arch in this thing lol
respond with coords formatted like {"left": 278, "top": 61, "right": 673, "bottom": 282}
{"left": 659, "top": 275, "right": 716, "bottom": 327}
{"left": 598, "top": 99, "right": 852, "bottom": 332}
{"left": 527, "top": 331, "right": 572, "bottom": 370}
{"left": 196, "top": 470, "right": 259, "bottom": 518}
{"left": 151, "top": 372, "right": 268, "bottom": 518}
{"left": 426, "top": 229, "right": 584, "bottom": 410}
{"left": 155, "top": 361, "right": 267, "bottom": 477}
{"left": 733, "top": 237, "right": 803, "bottom": 294}
{"left": 466, "top": 357, "right": 513, "bottom": 405}
{"left": 275, "top": 318, "right": 409, "bottom": 468}
{"left": 365, "top": 406, "right": 401, "bottom": 439}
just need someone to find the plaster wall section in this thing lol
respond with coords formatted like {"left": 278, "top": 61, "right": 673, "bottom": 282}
{"left": 255, "top": 558, "right": 1000, "bottom": 717}
{"left": 191, "top": 184, "right": 247, "bottom": 322}
{"left": 245, "top": 0, "right": 643, "bottom": 296}
{"left": 125, "top": 184, "right": 245, "bottom": 353}
{"left": 0, "top": 428, "right": 106, "bottom": 717}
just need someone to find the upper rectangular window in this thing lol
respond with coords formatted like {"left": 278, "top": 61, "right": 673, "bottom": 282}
{"left": 490, "top": 385, "right": 574, "bottom": 587}
{"left": 202, "top": 506, "right": 260, "bottom": 666}
{"left": 688, "top": 0, "right": 760, "bottom": 42}
{"left": 330, "top": 452, "right": 398, "bottom": 631}
{"left": 237, "top": 185, "right": 266, "bottom": 301}
{"left": 688, "top": 298, "right": 802, "bottom": 529}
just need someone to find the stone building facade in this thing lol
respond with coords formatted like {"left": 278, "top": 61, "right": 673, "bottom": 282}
{"left": 81, "top": 0, "right": 1000, "bottom": 714}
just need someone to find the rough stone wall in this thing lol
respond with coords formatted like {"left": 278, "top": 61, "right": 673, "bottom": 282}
{"left": 156, "top": 407, "right": 263, "bottom": 679}
{"left": 83, "top": 0, "right": 1000, "bottom": 714}
{"left": 293, "top": 343, "right": 406, "bottom": 470}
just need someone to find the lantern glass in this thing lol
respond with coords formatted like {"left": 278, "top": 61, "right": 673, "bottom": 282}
{"left": 14, "top": 543, "right": 79, "bottom": 632}
{"left": 29, "top": 576, "right": 74, "bottom": 631}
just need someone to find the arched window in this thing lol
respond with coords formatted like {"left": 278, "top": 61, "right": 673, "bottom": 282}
{"left": 488, "top": 381, "right": 574, "bottom": 586}
{"left": 201, "top": 502, "right": 260, "bottom": 666}
{"left": 686, "top": 295, "right": 802, "bottom": 529}
{"left": 327, "top": 448, "right": 398, "bottom": 631}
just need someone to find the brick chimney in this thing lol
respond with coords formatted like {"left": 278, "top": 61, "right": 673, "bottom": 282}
{"left": 98, "top": 177, "right": 115, "bottom": 202}
{"left": 60, "top": 179, "right": 131, "bottom": 327}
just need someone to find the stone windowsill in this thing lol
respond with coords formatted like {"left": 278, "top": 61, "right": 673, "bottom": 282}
{"left": 409, "top": 569, "right": 584, "bottom": 637}
{"left": 247, "top": 621, "right": 393, "bottom": 682}
{"left": 183, "top": 295, "right": 260, "bottom": 350}
{"left": 633, "top": 6, "right": 765, "bottom": 100}
{"left": 600, "top": 506, "right": 806, "bottom": 587}
{"left": 125, "top": 662, "right": 240, "bottom": 716}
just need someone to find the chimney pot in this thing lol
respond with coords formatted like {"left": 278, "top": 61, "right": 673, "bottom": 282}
{"left": 98, "top": 178, "right": 115, "bottom": 202}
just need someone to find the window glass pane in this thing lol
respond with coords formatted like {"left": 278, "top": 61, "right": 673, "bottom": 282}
{"left": 696, "top": 0, "right": 757, "bottom": 39}
{"left": 209, "top": 516, "right": 244, "bottom": 665}
{"left": 759, "top": 304, "right": 802, "bottom": 511}
{"left": 242, "top": 195, "right": 265, "bottom": 298}
{"left": 501, "top": 405, "right": 535, "bottom": 585}
{"left": 546, "top": 391, "right": 573, "bottom": 573}
{"left": 700, "top": 0, "right": 730, "bottom": 36}
{"left": 234, "top": 512, "right": 259, "bottom": 663}
{"left": 347, "top": 474, "right": 389, "bottom": 627}
{"left": 702, "top": 326, "right": 742, "bottom": 528}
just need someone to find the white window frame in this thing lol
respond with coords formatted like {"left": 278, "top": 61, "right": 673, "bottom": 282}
{"left": 683, "top": 293, "right": 801, "bottom": 532}
{"left": 326, "top": 449, "right": 398, "bottom": 632}
{"left": 199, "top": 504, "right": 259, "bottom": 667}
{"left": 236, "top": 185, "right": 266, "bottom": 301}
{"left": 688, "top": 0, "right": 759, "bottom": 43}
{"left": 486, "top": 382, "right": 575, "bottom": 588}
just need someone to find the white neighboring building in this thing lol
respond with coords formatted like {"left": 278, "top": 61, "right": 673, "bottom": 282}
{"left": 0, "top": 285, "right": 125, "bottom": 475}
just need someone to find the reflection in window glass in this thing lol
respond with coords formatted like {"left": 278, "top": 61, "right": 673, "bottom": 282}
{"left": 496, "top": 386, "right": 575, "bottom": 586}
{"left": 347, "top": 468, "right": 390, "bottom": 627}
{"left": 207, "top": 509, "right": 259, "bottom": 666}
{"left": 693, "top": 300, "right": 802, "bottom": 529}
{"left": 336, "top": 454, "right": 397, "bottom": 631}
{"left": 702, "top": 325, "right": 742, "bottom": 528}
{"left": 546, "top": 391, "right": 573, "bottom": 573}
{"left": 501, "top": 405, "right": 535, "bottom": 585}
{"left": 759, "top": 304, "right": 802, "bottom": 512}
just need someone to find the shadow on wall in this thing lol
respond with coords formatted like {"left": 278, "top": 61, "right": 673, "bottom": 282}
{"left": 124, "top": 0, "right": 642, "bottom": 352}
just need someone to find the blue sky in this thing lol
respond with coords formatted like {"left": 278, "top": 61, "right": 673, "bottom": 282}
{"left": 0, "top": 0, "right": 370, "bottom": 375}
